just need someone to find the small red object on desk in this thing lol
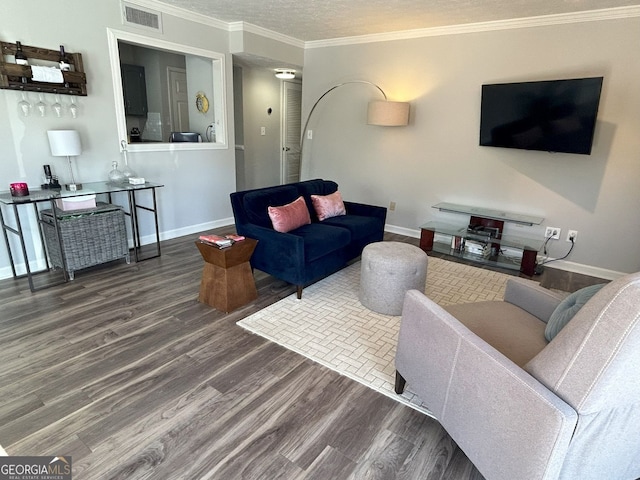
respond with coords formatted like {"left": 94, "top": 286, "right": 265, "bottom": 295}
{"left": 9, "top": 182, "right": 29, "bottom": 197}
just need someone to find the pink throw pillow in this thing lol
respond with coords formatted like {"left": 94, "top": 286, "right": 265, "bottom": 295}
{"left": 268, "top": 196, "right": 311, "bottom": 233}
{"left": 311, "top": 191, "right": 346, "bottom": 221}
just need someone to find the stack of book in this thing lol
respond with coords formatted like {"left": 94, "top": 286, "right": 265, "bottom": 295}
{"left": 198, "top": 234, "right": 245, "bottom": 249}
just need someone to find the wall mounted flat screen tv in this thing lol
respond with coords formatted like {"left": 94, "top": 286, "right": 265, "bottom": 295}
{"left": 479, "top": 77, "right": 603, "bottom": 155}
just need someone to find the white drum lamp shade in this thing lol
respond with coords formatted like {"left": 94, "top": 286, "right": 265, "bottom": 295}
{"left": 47, "top": 130, "right": 82, "bottom": 190}
{"left": 367, "top": 101, "right": 410, "bottom": 126}
{"left": 47, "top": 130, "right": 82, "bottom": 156}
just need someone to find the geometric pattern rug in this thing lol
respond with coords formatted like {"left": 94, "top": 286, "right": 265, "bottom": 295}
{"left": 237, "top": 257, "right": 514, "bottom": 418}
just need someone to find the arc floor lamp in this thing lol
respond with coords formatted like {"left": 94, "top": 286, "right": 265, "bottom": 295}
{"left": 298, "top": 80, "right": 410, "bottom": 179}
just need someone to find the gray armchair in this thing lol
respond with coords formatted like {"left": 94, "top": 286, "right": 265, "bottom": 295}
{"left": 395, "top": 274, "right": 640, "bottom": 480}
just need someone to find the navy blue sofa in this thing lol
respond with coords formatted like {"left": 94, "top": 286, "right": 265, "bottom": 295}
{"left": 230, "top": 179, "right": 387, "bottom": 298}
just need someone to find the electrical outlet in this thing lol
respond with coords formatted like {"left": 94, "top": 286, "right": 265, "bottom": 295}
{"left": 260, "top": 127, "right": 266, "bottom": 136}
{"left": 307, "top": 130, "right": 313, "bottom": 140}
{"left": 567, "top": 230, "right": 578, "bottom": 242}
{"left": 544, "top": 227, "right": 561, "bottom": 240}
{"left": 389, "top": 201, "right": 396, "bottom": 211}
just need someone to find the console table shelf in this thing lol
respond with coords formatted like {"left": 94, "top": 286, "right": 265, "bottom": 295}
{"left": 432, "top": 202, "right": 544, "bottom": 226}
{"left": 420, "top": 203, "right": 544, "bottom": 276}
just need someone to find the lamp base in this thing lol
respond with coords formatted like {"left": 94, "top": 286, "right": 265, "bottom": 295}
{"left": 65, "top": 183, "right": 82, "bottom": 191}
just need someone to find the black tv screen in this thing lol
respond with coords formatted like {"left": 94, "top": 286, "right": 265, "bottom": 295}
{"left": 479, "top": 77, "right": 603, "bottom": 155}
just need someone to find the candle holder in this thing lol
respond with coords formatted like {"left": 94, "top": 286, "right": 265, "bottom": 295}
{"left": 10, "top": 182, "right": 30, "bottom": 197}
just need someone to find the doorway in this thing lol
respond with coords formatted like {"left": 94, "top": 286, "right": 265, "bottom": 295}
{"left": 167, "top": 67, "right": 189, "bottom": 134}
{"left": 281, "top": 81, "right": 302, "bottom": 184}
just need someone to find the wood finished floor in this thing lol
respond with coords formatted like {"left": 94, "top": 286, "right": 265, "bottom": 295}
{"left": 0, "top": 231, "right": 490, "bottom": 479}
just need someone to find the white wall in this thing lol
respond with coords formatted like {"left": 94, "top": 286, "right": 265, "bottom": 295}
{"left": 302, "top": 17, "right": 640, "bottom": 277}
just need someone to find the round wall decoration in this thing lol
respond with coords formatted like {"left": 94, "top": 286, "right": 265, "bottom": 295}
{"left": 195, "top": 92, "right": 209, "bottom": 113}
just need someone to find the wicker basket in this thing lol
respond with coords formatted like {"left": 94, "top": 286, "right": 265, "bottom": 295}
{"left": 41, "top": 202, "right": 130, "bottom": 279}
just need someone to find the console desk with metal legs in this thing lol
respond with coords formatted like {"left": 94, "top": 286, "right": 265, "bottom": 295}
{"left": 0, "top": 181, "right": 163, "bottom": 292}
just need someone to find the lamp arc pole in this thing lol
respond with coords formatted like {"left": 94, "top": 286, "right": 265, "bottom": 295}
{"left": 298, "top": 80, "right": 388, "bottom": 179}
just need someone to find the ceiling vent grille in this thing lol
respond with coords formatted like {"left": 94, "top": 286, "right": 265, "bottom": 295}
{"left": 122, "top": 2, "right": 163, "bottom": 32}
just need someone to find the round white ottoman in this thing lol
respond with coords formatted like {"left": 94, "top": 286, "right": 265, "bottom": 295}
{"left": 359, "top": 242, "right": 428, "bottom": 315}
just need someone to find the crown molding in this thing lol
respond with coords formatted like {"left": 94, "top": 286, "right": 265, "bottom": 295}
{"left": 305, "top": 5, "right": 640, "bottom": 49}
{"left": 126, "top": 0, "right": 228, "bottom": 30}
{"left": 126, "top": 0, "right": 304, "bottom": 48}
{"left": 228, "top": 21, "right": 305, "bottom": 48}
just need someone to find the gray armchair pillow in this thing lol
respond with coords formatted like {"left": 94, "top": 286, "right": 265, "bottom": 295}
{"left": 545, "top": 283, "right": 606, "bottom": 341}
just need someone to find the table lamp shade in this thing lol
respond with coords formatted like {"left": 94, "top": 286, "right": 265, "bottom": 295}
{"left": 367, "top": 101, "right": 410, "bottom": 126}
{"left": 47, "top": 130, "right": 82, "bottom": 156}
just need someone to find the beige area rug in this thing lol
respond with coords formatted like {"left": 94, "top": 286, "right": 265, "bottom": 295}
{"left": 237, "top": 257, "right": 513, "bottom": 417}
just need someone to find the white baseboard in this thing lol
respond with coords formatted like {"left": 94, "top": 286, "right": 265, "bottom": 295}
{"left": 155, "top": 217, "right": 235, "bottom": 243}
{"left": 0, "top": 258, "right": 49, "bottom": 282}
{"left": 384, "top": 224, "right": 624, "bottom": 281}
{"left": 537, "top": 259, "right": 623, "bottom": 281}
{"left": 385, "top": 224, "right": 420, "bottom": 238}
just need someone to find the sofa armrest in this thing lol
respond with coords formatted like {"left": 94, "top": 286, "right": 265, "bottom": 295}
{"left": 236, "top": 223, "right": 304, "bottom": 255}
{"left": 396, "top": 290, "right": 577, "bottom": 480}
{"left": 343, "top": 201, "right": 387, "bottom": 222}
{"left": 504, "top": 277, "right": 568, "bottom": 323}
{"left": 235, "top": 223, "right": 306, "bottom": 279}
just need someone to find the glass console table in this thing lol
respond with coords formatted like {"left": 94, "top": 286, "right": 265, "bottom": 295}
{"left": 0, "top": 181, "right": 163, "bottom": 291}
{"left": 420, "top": 202, "right": 544, "bottom": 276}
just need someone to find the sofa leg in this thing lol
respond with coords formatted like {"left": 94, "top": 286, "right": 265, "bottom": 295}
{"left": 395, "top": 371, "right": 406, "bottom": 394}
{"left": 296, "top": 286, "right": 303, "bottom": 299}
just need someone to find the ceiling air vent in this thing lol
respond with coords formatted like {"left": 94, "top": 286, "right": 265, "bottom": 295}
{"left": 122, "top": 2, "right": 163, "bottom": 32}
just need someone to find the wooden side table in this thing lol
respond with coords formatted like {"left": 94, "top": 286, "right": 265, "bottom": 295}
{"left": 195, "top": 238, "right": 258, "bottom": 312}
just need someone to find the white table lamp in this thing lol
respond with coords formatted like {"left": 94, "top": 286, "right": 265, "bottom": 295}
{"left": 47, "top": 130, "right": 82, "bottom": 191}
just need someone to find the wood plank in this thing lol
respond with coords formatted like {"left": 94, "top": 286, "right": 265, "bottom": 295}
{"left": 345, "top": 429, "right": 415, "bottom": 480}
{"left": 0, "top": 390, "right": 92, "bottom": 446}
{"left": 300, "top": 446, "right": 355, "bottom": 480}
{"left": 281, "top": 380, "right": 397, "bottom": 470}
{"left": 0, "top": 393, "right": 44, "bottom": 427}
{"left": 93, "top": 361, "right": 317, "bottom": 479}
{"left": 396, "top": 426, "right": 458, "bottom": 480}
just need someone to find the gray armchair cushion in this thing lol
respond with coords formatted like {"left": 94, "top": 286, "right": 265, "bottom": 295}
{"left": 544, "top": 283, "right": 605, "bottom": 341}
{"left": 445, "top": 301, "right": 548, "bottom": 367}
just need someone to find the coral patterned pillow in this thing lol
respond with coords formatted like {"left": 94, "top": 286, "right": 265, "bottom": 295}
{"left": 311, "top": 191, "right": 346, "bottom": 221}
{"left": 268, "top": 196, "right": 311, "bottom": 233}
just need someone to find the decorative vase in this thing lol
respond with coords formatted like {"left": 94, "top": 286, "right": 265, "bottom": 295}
{"left": 121, "top": 162, "right": 136, "bottom": 179}
{"left": 120, "top": 140, "right": 137, "bottom": 179}
{"left": 108, "top": 161, "right": 125, "bottom": 184}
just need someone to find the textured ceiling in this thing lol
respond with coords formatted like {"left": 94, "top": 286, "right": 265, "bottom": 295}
{"left": 157, "top": 0, "right": 640, "bottom": 41}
